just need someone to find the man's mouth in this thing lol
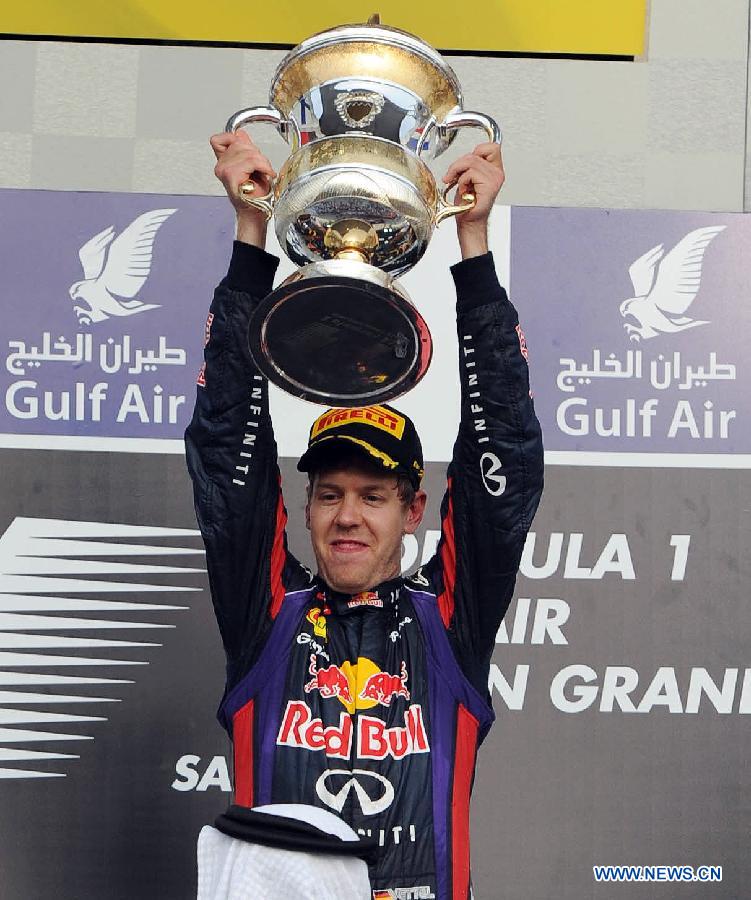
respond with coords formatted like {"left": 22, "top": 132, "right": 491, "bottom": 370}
{"left": 330, "top": 540, "right": 369, "bottom": 553}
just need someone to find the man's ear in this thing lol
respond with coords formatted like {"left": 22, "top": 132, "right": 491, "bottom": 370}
{"left": 305, "top": 502, "right": 311, "bottom": 531}
{"left": 403, "top": 490, "right": 427, "bottom": 535}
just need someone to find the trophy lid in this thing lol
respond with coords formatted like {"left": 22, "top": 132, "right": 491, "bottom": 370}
{"left": 270, "top": 20, "right": 462, "bottom": 123}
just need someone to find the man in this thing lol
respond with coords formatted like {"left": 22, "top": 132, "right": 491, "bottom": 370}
{"left": 185, "top": 129, "right": 544, "bottom": 899}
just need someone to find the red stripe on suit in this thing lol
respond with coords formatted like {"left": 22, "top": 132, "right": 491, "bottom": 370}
{"left": 232, "top": 699, "right": 254, "bottom": 807}
{"left": 452, "top": 704, "right": 479, "bottom": 898}
{"left": 438, "top": 478, "right": 456, "bottom": 627}
{"left": 269, "top": 479, "right": 288, "bottom": 619}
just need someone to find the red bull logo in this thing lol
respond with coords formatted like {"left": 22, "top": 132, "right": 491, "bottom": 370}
{"left": 301, "top": 655, "right": 411, "bottom": 714}
{"left": 359, "top": 661, "right": 410, "bottom": 706}
{"left": 347, "top": 590, "right": 383, "bottom": 610}
{"left": 304, "top": 654, "right": 353, "bottom": 704}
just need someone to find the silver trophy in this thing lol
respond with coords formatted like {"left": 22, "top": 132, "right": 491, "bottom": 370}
{"left": 226, "top": 19, "right": 500, "bottom": 405}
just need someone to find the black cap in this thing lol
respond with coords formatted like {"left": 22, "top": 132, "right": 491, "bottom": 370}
{"left": 297, "top": 404, "right": 424, "bottom": 489}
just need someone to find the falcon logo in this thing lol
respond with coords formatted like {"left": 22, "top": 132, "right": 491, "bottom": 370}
{"left": 69, "top": 208, "right": 176, "bottom": 325}
{"left": 316, "top": 768, "right": 395, "bottom": 815}
{"left": 480, "top": 452, "right": 506, "bottom": 496}
{"left": 619, "top": 226, "right": 725, "bottom": 342}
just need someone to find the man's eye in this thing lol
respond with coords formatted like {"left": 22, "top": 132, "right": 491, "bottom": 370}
{"left": 365, "top": 494, "right": 384, "bottom": 503}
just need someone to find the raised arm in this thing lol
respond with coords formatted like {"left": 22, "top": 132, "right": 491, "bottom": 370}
{"left": 185, "top": 133, "right": 309, "bottom": 692}
{"left": 421, "top": 144, "right": 544, "bottom": 695}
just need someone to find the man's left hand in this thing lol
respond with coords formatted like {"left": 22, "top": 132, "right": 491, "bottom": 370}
{"left": 442, "top": 142, "right": 505, "bottom": 258}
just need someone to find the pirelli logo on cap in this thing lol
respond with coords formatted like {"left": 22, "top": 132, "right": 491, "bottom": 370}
{"left": 311, "top": 406, "right": 405, "bottom": 440}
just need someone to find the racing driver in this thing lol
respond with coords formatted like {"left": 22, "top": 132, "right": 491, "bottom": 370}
{"left": 185, "top": 129, "right": 544, "bottom": 899}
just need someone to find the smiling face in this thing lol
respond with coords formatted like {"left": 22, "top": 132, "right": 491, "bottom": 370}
{"left": 306, "top": 458, "right": 426, "bottom": 595}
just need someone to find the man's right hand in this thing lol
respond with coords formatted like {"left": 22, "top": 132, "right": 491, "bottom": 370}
{"left": 210, "top": 130, "right": 277, "bottom": 249}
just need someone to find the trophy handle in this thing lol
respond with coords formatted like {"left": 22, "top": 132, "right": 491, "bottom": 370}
{"left": 225, "top": 106, "right": 298, "bottom": 220}
{"left": 416, "top": 111, "right": 502, "bottom": 156}
{"left": 435, "top": 181, "right": 476, "bottom": 226}
{"left": 225, "top": 105, "right": 301, "bottom": 148}
{"left": 436, "top": 111, "right": 502, "bottom": 145}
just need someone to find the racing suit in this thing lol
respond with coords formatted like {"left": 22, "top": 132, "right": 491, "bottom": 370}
{"left": 185, "top": 241, "right": 544, "bottom": 899}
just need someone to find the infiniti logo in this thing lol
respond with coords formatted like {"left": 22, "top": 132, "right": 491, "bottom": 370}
{"left": 480, "top": 452, "right": 506, "bottom": 496}
{"left": 315, "top": 768, "right": 394, "bottom": 816}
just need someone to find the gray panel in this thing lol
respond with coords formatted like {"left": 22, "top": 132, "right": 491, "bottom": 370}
{"left": 33, "top": 42, "right": 139, "bottom": 138}
{"left": 646, "top": 150, "right": 745, "bottom": 212}
{"left": 30, "top": 134, "right": 135, "bottom": 191}
{"left": 546, "top": 60, "right": 649, "bottom": 156}
{"left": 132, "top": 137, "right": 226, "bottom": 196}
{"left": 136, "top": 45, "right": 245, "bottom": 140}
{"left": 545, "top": 152, "right": 647, "bottom": 208}
{"left": 0, "top": 41, "right": 37, "bottom": 133}
{"left": 647, "top": 60, "right": 747, "bottom": 154}
{"left": 649, "top": 0, "right": 749, "bottom": 61}
{"left": 0, "top": 133, "right": 32, "bottom": 188}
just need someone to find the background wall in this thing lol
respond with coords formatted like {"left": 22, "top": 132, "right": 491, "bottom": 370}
{"left": 1, "top": 0, "right": 749, "bottom": 211}
{"left": 1, "top": 3, "right": 750, "bottom": 899}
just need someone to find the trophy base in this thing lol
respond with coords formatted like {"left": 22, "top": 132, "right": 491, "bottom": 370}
{"left": 248, "top": 263, "right": 432, "bottom": 406}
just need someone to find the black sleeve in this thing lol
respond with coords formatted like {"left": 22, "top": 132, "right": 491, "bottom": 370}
{"left": 184, "top": 241, "right": 311, "bottom": 691}
{"left": 420, "top": 252, "right": 544, "bottom": 695}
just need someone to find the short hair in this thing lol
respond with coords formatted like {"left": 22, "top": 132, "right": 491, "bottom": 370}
{"left": 305, "top": 444, "right": 417, "bottom": 507}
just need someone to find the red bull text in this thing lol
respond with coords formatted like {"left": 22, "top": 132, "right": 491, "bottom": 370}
{"left": 276, "top": 700, "right": 430, "bottom": 760}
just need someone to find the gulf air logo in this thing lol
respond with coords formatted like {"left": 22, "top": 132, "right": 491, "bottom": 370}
{"left": 619, "top": 226, "right": 724, "bottom": 342}
{"left": 310, "top": 405, "right": 405, "bottom": 439}
{"left": 69, "top": 209, "right": 176, "bottom": 326}
{"left": 304, "top": 655, "right": 410, "bottom": 714}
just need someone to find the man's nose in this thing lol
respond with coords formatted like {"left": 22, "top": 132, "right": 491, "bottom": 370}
{"left": 334, "top": 494, "right": 362, "bottom": 527}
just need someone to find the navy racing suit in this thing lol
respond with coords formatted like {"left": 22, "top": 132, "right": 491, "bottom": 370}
{"left": 185, "top": 241, "right": 544, "bottom": 899}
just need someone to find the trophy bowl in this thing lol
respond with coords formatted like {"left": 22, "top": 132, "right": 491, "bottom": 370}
{"left": 246, "top": 133, "right": 476, "bottom": 275}
{"left": 237, "top": 133, "right": 481, "bottom": 405}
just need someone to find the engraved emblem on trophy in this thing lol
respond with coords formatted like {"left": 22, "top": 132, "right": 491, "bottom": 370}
{"left": 226, "top": 18, "right": 501, "bottom": 405}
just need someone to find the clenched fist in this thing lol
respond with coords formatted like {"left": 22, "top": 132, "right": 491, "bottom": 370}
{"left": 210, "top": 130, "right": 277, "bottom": 247}
{"left": 442, "top": 142, "right": 505, "bottom": 258}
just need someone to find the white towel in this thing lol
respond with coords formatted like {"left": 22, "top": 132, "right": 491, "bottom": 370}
{"left": 197, "top": 805, "right": 372, "bottom": 900}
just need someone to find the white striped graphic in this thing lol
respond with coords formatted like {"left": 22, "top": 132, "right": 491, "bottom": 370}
{"left": 0, "top": 748, "right": 78, "bottom": 761}
{"left": 0, "top": 517, "right": 204, "bottom": 779}
{"left": 0, "top": 673, "right": 132, "bottom": 685}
